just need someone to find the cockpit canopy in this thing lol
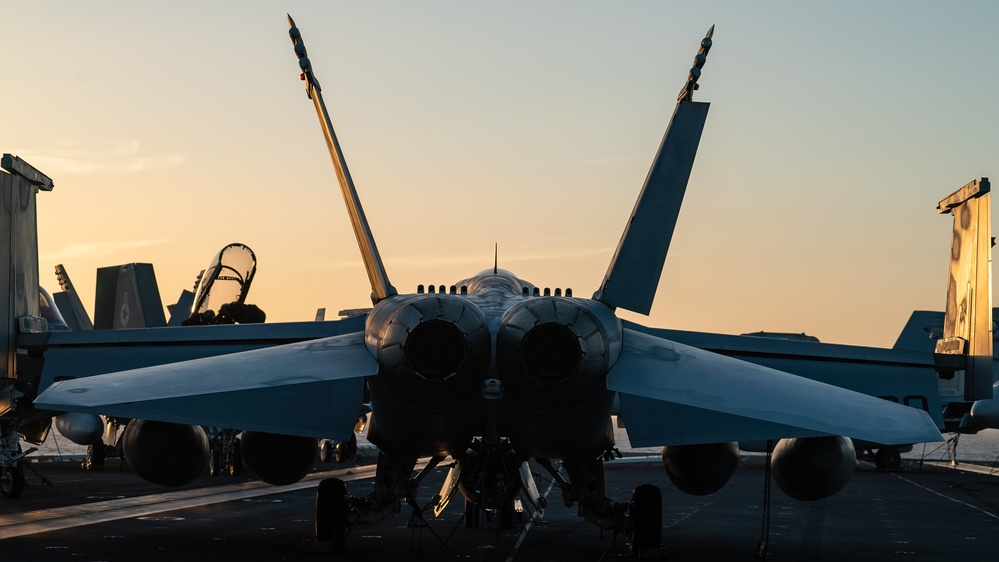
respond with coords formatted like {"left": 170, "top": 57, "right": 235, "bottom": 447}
{"left": 191, "top": 243, "right": 257, "bottom": 316}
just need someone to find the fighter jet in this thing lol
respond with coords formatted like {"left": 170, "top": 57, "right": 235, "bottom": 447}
{"left": 15, "top": 18, "right": 964, "bottom": 553}
{"left": 53, "top": 244, "right": 265, "bottom": 473}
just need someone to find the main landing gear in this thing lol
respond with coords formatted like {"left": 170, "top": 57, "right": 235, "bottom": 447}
{"left": 316, "top": 478, "right": 350, "bottom": 553}
{"left": 319, "top": 434, "right": 358, "bottom": 464}
{"left": 208, "top": 429, "right": 243, "bottom": 477}
{"left": 1, "top": 418, "right": 30, "bottom": 499}
{"left": 309, "top": 449, "right": 665, "bottom": 558}
{"left": 0, "top": 463, "right": 25, "bottom": 499}
{"left": 856, "top": 444, "right": 904, "bottom": 470}
{"left": 874, "top": 447, "right": 902, "bottom": 470}
{"left": 537, "top": 456, "right": 664, "bottom": 559}
{"left": 83, "top": 417, "right": 126, "bottom": 471}
{"left": 629, "top": 484, "right": 664, "bottom": 558}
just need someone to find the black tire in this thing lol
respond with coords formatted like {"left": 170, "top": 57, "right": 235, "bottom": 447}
{"left": 334, "top": 440, "right": 350, "bottom": 464}
{"left": 1, "top": 465, "right": 25, "bottom": 499}
{"left": 629, "top": 484, "right": 662, "bottom": 558}
{"left": 464, "top": 498, "right": 480, "bottom": 529}
{"left": 316, "top": 478, "right": 349, "bottom": 553}
{"left": 346, "top": 434, "right": 358, "bottom": 459}
{"left": 86, "top": 443, "right": 106, "bottom": 469}
{"left": 875, "top": 447, "right": 902, "bottom": 470}
{"left": 500, "top": 499, "right": 515, "bottom": 529}
{"left": 319, "top": 440, "right": 333, "bottom": 463}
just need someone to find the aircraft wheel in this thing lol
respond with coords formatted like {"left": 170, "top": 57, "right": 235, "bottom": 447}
{"left": 464, "top": 498, "right": 480, "bottom": 529}
{"left": 346, "top": 434, "right": 358, "bottom": 460}
{"left": 1, "top": 465, "right": 25, "bottom": 499}
{"left": 319, "top": 440, "right": 334, "bottom": 463}
{"left": 875, "top": 447, "right": 902, "bottom": 470}
{"left": 86, "top": 443, "right": 105, "bottom": 469}
{"left": 316, "top": 478, "right": 349, "bottom": 553}
{"left": 628, "top": 483, "right": 662, "bottom": 558}
{"left": 500, "top": 499, "right": 515, "bottom": 529}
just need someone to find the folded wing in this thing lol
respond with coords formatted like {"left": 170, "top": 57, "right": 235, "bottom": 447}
{"left": 608, "top": 329, "right": 943, "bottom": 446}
{"left": 34, "top": 332, "right": 375, "bottom": 439}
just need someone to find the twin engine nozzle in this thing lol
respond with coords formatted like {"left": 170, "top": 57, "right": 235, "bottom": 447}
{"left": 364, "top": 294, "right": 623, "bottom": 404}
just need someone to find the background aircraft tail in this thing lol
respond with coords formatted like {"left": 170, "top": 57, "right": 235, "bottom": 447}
{"left": 53, "top": 264, "right": 94, "bottom": 331}
{"left": 93, "top": 263, "right": 167, "bottom": 330}
{"left": 893, "top": 308, "right": 999, "bottom": 353}
{"left": 892, "top": 311, "right": 946, "bottom": 352}
{"left": 933, "top": 178, "right": 993, "bottom": 401}
{"left": 1, "top": 155, "right": 50, "bottom": 381}
{"left": 1, "top": 154, "right": 52, "bottom": 444}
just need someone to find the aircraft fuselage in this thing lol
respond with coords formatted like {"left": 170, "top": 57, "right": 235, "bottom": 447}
{"left": 363, "top": 269, "right": 622, "bottom": 459}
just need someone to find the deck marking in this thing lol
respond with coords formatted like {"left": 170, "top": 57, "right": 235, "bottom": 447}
{"left": 506, "top": 475, "right": 557, "bottom": 561}
{"left": 886, "top": 468, "right": 999, "bottom": 521}
{"left": 0, "top": 465, "right": 377, "bottom": 539}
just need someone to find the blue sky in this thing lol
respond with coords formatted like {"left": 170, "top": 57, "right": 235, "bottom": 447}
{"left": 2, "top": 2, "right": 997, "bottom": 346}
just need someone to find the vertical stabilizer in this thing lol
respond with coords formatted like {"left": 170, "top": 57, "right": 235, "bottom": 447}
{"left": 54, "top": 264, "right": 94, "bottom": 331}
{"left": 1, "top": 154, "right": 50, "bottom": 382}
{"left": 593, "top": 28, "right": 714, "bottom": 314}
{"left": 93, "top": 263, "right": 166, "bottom": 330}
{"left": 288, "top": 15, "right": 397, "bottom": 304}
{"left": 934, "top": 178, "right": 993, "bottom": 401}
{"left": 166, "top": 290, "right": 195, "bottom": 326}
{"left": 1, "top": 154, "right": 49, "bottom": 428}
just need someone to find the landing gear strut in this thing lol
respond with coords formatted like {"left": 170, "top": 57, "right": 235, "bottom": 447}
{"left": 1, "top": 418, "right": 28, "bottom": 499}
{"left": 538, "top": 456, "right": 664, "bottom": 557}
{"left": 207, "top": 429, "right": 242, "bottom": 477}
{"left": 319, "top": 433, "right": 359, "bottom": 464}
{"left": 84, "top": 417, "right": 125, "bottom": 471}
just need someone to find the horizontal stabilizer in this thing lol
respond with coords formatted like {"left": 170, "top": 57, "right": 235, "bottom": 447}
{"left": 34, "top": 332, "right": 375, "bottom": 439}
{"left": 607, "top": 329, "right": 943, "bottom": 446}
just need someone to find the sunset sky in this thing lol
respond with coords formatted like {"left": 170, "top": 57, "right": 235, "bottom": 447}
{"left": 2, "top": 2, "right": 996, "bottom": 347}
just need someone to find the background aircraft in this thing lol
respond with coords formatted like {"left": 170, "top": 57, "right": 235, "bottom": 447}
{"left": 15, "top": 21, "right": 965, "bottom": 555}
{"left": 898, "top": 309, "right": 999, "bottom": 427}
{"left": 0, "top": 241, "right": 266, "bottom": 499}
{"left": 51, "top": 245, "right": 266, "bottom": 476}
{"left": 893, "top": 309, "right": 999, "bottom": 436}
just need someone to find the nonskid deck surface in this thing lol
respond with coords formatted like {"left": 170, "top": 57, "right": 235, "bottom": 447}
{"left": 3, "top": 437, "right": 999, "bottom": 562}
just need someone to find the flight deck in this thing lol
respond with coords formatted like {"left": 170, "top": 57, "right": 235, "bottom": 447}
{"left": 2, "top": 437, "right": 998, "bottom": 561}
